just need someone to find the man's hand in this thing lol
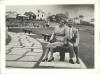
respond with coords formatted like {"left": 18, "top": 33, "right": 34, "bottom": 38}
{"left": 49, "top": 38, "right": 56, "bottom": 43}
{"left": 49, "top": 39, "right": 53, "bottom": 43}
{"left": 73, "top": 43, "right": 78, "bottom": 47}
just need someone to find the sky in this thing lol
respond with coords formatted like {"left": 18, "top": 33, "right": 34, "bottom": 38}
{"left": 6, "top": 5, "right": 94, "bottom": 21}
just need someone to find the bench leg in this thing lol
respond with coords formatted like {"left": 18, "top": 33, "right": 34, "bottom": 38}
{"left": 44, "top": 35, "right": 46, "bottom": 40}
{"left": 47, "top": 36, "right": 50, "bottom": 41}
{"left": 24, "top": 30, "right": 26, "bottom": 33}
{"left": 29, "top": 31, "right": 30, "bottom": 34}
{"left": 60, "top": 51, "right": 65, "bottom": 61}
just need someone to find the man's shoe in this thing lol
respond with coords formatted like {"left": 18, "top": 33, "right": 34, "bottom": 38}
{"left": 69, "top": 59, "right": 74, "bottom": 64}
{"left": 48, "top": 57, "right": 54, "bottom": 62}
{"left": 42, "top": 57, "right": 48, "bottom": 62}
{"left": 76, "top": 59, "right": 80, "bottom": 64}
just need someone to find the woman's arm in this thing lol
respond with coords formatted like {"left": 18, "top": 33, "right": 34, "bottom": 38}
{"left": 49, "top": 32, "right": 55, "bottom": 41}
{"left": 49, "top": 27, "right": 56, "bottom": 41}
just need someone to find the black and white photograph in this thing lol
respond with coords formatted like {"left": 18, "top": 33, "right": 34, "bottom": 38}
{"left": 5, "top": 4, "right": 94, "bottom": 69}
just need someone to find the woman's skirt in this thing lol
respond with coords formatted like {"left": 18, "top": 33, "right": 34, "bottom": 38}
{"left": 47, "top": 41, "right": 64, "bottom": 49}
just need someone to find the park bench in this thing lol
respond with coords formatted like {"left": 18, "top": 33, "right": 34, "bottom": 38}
{"left": 23, "top": 29, "right": 32, "bottom": 34}
{"left": 40, "top": 28, "right": 70, "bottom": 61}
{"left": 41, "top": 28, "right": 53, "bottom": 41}
{"left": 52, "top": 44, "right": 70, "bottom": 61}
{"left": 41, "top": 33, "right": 51, "bottom": 41}
{"left": 41, "top": 32, "right": 70, "bottom": 61}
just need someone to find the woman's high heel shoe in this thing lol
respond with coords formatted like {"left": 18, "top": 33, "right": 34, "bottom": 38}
{"left": 48, "top": 57, "right": 54, "bottom": 62}
{"left": 42, "top": 57, "right": 48, "bottom": 62}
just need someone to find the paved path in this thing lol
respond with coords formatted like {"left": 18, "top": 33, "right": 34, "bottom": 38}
{"left": 6, "top": 32, "right": 43, "bottom": 68}
{"left": 6, "top": 32, "right": 87, "bottom": 69}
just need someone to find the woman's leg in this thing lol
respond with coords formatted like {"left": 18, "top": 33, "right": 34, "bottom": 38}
{"left": 42, "top": 43, "right": 52, "bottom": 60}
{"left": 48, "top": 48, "right": 54, "bottom": 62}
{"left": 49, "top": 48, "right": 54, "bottom": 60}
{"left": 43, "top": 48, "right": 50, "bottom": 59}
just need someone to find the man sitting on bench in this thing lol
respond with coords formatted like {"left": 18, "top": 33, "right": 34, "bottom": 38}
{"left": 42, "top": 19, "right": 80, "bottom": 64}
{"left": 60, "top": 20, "right": 80, "bottom": 64}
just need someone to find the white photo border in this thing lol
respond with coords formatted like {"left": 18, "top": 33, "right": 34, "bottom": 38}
{"left": 0, "top": 0, "right": 100, "bottom": 74}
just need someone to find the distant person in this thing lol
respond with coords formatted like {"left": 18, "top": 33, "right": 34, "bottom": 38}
{"left": 42, "top": 19, "right": 74, "bottom": 63}
{"left": 45, "top": 20, "right": 50, "bottom": 28}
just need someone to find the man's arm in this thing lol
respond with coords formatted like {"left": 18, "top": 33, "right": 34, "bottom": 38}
{"left": 74, "top": 29, "right": 80, "bottom": 46}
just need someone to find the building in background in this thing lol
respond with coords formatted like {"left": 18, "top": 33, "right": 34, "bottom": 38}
{"left": 36, "top": 9, "right": 47, "bottom": 20}
{"left": 6, "top": 11, "right": 18, "bottom": 19}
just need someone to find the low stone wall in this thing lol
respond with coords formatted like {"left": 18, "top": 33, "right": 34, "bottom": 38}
{"left": 6, "top": 31, "right": 11, "bottom": 45}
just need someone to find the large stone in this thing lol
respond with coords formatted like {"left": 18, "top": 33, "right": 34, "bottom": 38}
{"left": 7, "top": 46, "right": 23, "bottom": 48}
{"left": 6, "top": 47, "right": 13, "bottom": 51}
{"left": 22, "top": 43, "right": 33, "bottom": 47}
{"left": 33, "top": 44, "right": 42, "bottom": 47}
{"left": 25, "top": 52, "right": 42, "bottom": 56}
{"left": 8, "top": 42, "right": 20, "bottom": 46}
{"left": 9, "top": 48, "right": 30, "bottom": 55}
{"left": 6, "top": 50, "right": 10, "bottom": 54}
{"left": 10, "top": 48, "right": 29, "bottom": 50}
{"left": 33, "top": 49, "right": 43, "bottom": 53}
{"left": 36, "top": 38, "right": 49, "bottom": 43}
{"left": 6, "top": 55, "right": 22, "bottom": 61}
{"left": 18, "top": 55, "right": 41, "bottom": 62}
{"left": 6, "top": 61, "right": 36, "bottom": 68}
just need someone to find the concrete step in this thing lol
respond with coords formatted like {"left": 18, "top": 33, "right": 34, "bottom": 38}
{"left": 40, "top": 52, "right": 87, "bottom": 69}
{"left": 6, "top": 61, "right": 36, "bottom": 68}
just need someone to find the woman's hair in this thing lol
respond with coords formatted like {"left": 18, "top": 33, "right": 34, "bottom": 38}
{"left": 59, "top": 18, "right": 67, "bottom": 24}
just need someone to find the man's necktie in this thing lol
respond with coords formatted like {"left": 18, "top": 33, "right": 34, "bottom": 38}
{"left": 69, "top": 27, "right": 73, "bottom": 39}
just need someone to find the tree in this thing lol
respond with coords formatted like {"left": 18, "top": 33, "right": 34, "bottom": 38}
{"left": 55, "top": 13, "right": 68, "bottom": 23}
{"left": 24, "top": 11, "right": 36, "bottom": 20}
{"left": 90, "top": 18, "right": 94, "bottom": 25}
{"left": 79, "top": 15, "right": 84, "bottom": 24}
{"left": 47, "top": 15, "right": 56, "bottom": 22}
{"left": 90, "top": 18, "right": 94, "bottom": 22}
{"left": 73, "top": 17, "right": 79, "bottom": 24}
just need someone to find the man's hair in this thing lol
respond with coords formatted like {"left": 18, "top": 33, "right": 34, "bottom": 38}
{"left": 68, "top": 19, "right": 73, "bottom": 25}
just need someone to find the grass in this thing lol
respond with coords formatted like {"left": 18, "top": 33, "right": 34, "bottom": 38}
{"left": 79, "top": 30, "right": 94, "bottom": 68}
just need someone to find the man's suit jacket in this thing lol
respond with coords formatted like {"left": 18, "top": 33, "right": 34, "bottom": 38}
{"left": 71, "top": 27, "right": 80, "bottom": 46}
{"left": 70, "top": 27, "right": 80, "bottom": 45}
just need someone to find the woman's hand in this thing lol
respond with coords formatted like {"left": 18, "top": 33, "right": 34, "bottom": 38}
{"left": 49, "top": 37, "right": 56, "bottom": 43}
{"left": 49, "top": 39, "right": 53, "bottom": 43}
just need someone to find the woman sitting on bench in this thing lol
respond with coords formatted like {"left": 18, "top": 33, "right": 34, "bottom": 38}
{"left": 42, "top": 19, "right": 73, "bottom": 62}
